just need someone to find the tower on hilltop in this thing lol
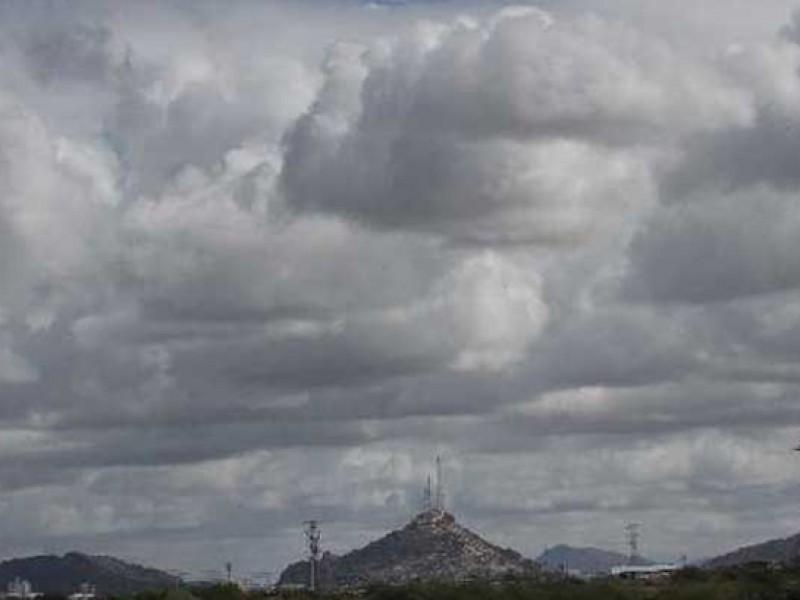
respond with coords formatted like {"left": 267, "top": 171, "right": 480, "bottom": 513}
{"left": 435, "top": 455, "right": 444, "bottom": 511}
{"left": 304, "top": 520, "right": 322, "bottom": 592}
{"left": 423, "top": 475, "right": 432, "bottom": 510}
{"left": 421, "top": 456, "right": 446, "bottom": 513}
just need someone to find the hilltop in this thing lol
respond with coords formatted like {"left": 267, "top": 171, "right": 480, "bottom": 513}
{"left": 278, "top": 509, "right": 539, "bottom": 588}
{"left": 0, "top": 552, "right": 179, "bottom": 595}
{"left": 705, "top": 531, "right": 800, "bottom": 568}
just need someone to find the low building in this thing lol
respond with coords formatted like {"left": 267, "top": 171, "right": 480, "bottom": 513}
{"left": 68, "top": 582, "right": 96, "bottom": 600}
{"left": 611, "top": 564, "right": 680, "bottom": 580}
{"left": 4, "top": 578, "right": 42, "bottom": 599}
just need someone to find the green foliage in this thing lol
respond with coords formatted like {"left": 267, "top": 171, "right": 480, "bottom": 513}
{"left": 164, "top": 589, "right": 201, "bottom": 600}
{"left": 130, "top": 586, "right": 200, "bottom": 600}
{"left": 357, "top": 579, "right": 644, "bottom": 600}
{"left": 191, "top": 583, "right": 246, "bottom": 600}
{"left": 670, "top": 567, "right": 711, "bottom": 582}
{"left": 300, "top": 564, "right": 800, "bottom": 600}
{"left": 113, "top": 565, "right": 800, "bottom": 600}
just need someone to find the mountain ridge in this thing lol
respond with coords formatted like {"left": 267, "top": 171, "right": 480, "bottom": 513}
{"left": 278, "top": 508, "right": 540, "bottom": 588}
{"left": 0, "top": 552, "right": 179, "bottom": 595}
{"left": 705, "top": 531, "right": 800, "bottom": 568}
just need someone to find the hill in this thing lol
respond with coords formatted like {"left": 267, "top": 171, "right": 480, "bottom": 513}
{"left": 536, "top": 545, "right": 651, "bottom": 575}
{"left": 278, "top": 509, "right": 539, "bottom": 588}
{"left": 705, "top": 532, "right": 800, "bottom": 568}
{"left": 0, "top": 552, "right": 180, "bottom": 595}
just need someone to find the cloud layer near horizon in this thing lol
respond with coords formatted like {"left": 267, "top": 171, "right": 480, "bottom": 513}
{"left": 2, "top": 0, "right": 800, "bottom": 578}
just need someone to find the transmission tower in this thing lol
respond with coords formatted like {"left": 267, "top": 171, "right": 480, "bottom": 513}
{"left": 225, "top": 562, "right": 232, "bottom": 584}
{"left": 423, "top": 474, "right": 432, "bottom": 511}
{"left": 304, "top": 520, "right": 322, "bottom": 592}
{"left": 435, "top": 455, "right": 444, "bottom": 511}
{"left": 625, "top": 523, "right": 641, "bottom": 564}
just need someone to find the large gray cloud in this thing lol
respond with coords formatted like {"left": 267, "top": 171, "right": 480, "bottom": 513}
{"left": 281, "top": 9, "right": 720, "bottom": 243}
{"left": 623, "top": 25, "right": 800, "bottom": 303}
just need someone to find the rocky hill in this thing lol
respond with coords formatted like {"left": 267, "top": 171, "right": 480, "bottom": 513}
{"left": 705, "top": 532, "right": 800, "bottom": 568}
{"left": 278, "top": 509, "right": 540, "bottom": 588}
{"left": 0, "top": 552, "right": 180, "bottom": 595}
{"left": 536, "top": 545, "right": 652, "bottom": 575}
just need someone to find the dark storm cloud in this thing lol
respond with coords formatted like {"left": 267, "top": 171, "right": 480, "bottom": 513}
{"left": 10, "top": 422, "right": 375, "bottom": 471}
{"left": 527, "top": 308, "right": 699, "bottom": 389}
{"left": 663, "top": 112, "right": 800, "bottom": 199}
{"left": 625, "top": 188, "right": 800, "bottom": 303}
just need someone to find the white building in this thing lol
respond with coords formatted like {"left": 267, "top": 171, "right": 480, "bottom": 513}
{"left": 68, "top": 582, "right": 96, "bottom": 600}
{"left": 611, "top": 564, "right": 680, "bottom": 580}
{"left": 4, "top": 578, "right": 42, "bottom": 599}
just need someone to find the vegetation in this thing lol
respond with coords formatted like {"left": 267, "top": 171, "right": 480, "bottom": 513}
{"left": 348, "top": 568, "right": 800, "bottom": 600}
{"left": 66, "top": 564, "right": 800, "bottom": 600}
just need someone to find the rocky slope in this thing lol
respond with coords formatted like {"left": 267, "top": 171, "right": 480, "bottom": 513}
{"left": 705, "top": 532, "right": 800, "bottom": 568}
{"left": 536, "top": 545, "right": 652, "bottom": 575}
{"left": 0, "top": 552, "right": 180, "bottom": 595}
{"left": 279, "top": 509, "right": 539, "bottom": 588}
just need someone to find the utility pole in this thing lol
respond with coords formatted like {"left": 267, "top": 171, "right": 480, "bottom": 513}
{"left": 225, "top": 562, "right": 232, "bottom": 584}
{"left": 304, "top": 520, "right": 322, "bottom": 592}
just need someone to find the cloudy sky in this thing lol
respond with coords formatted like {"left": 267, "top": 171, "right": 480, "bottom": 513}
{"left": 3, "top": 0, "right": 800, "bottom": 581}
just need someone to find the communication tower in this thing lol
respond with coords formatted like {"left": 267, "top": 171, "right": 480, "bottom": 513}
{"left": 435, "top": 455, "right": 444, "bottom": 510}
{"left": 304, "top": 520, "right": 322, "bottom": 592}
{"left": 423, "top": 475, "right": 432, "bottom": 510}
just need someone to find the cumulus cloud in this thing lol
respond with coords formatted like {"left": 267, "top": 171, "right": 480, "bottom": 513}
{"left": 661, "top": 39, "right": 800, "bottom": 199}
{"left": 621, "top": 14, "right": 800, "bottom": 303}
{"left": 280, "top": 8, "right": 748, "bottom": 243}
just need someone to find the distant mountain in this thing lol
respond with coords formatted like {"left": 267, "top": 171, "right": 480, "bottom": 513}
{"left": 0, "top": 552, "right": 180, "bottom": 595}
{"left": 706, "top": 532, "right": 800, "bottom": 568}
{"left": 536, "top": 545, "right": 652, "bottom": 575}
{"left": 278, "top": 509, "right": 540, "bottom": 588}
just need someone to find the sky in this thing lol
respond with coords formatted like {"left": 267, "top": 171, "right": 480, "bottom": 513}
{"left": 2, "top": 0, "right": 800, "bottom": 582}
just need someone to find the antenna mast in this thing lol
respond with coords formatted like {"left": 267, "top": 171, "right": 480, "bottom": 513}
{"left": 304, "top": 520, "right": 321, "bottom": 592}
{"left": 435, "top": 455, "right": 444, "bottom": 511}
{"left": 423, "top": 475, "right": 432, "bottom": 510}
